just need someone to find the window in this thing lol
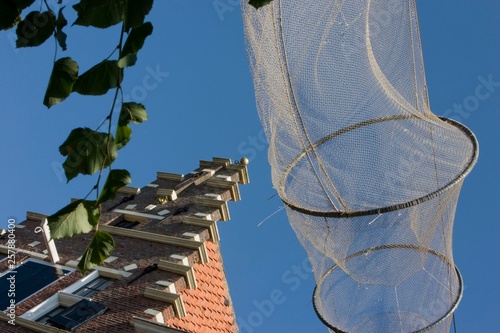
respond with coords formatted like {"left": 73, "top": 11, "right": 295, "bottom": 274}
{"left": 20, "top": 270, "right": 113, "bottom": 330}
{"left": 36, "top": 305, "right": 66, "bottom": 325}
{"left": 0, "top": 258, "right": 72, "bottom": 310}
{"left": 72, "top": 276, "right": 113, "bottom": 298}
{"left": 114, "top": 220, "right": 139, "bottom": 229}
{"left": 47, "top": 299, "right": 108, "bottom": 332}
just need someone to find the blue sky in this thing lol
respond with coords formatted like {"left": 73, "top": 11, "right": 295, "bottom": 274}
{"left": 1, "top": 1, "right": 499, "bottom": 332}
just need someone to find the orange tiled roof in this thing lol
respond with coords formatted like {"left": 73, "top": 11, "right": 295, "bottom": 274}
{"left": 166, "top": 241, "right": 237, "bottom": 333}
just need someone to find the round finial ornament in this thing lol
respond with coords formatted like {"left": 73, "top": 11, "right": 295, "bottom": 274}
{"left": 240, "top": 157, "right": 249, "bottom": 165}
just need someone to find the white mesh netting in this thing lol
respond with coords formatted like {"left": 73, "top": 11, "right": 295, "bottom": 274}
{"left": 242, "top": 0, "right": 478, "bottom": 332}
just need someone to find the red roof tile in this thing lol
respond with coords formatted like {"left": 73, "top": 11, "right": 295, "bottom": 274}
{"left": 165, "top": 242, "right": 237, "bottom": 333}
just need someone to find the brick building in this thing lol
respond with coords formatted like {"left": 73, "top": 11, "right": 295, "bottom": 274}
{"left": 0, "top": 157, "right": 249, "bottom": 333}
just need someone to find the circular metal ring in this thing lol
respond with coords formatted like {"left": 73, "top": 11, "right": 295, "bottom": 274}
{"left": 312, "top": 244, "right": 463, "bottom": 332}
{"left": 279, "top": 116, "right": 478, "bottom": 218}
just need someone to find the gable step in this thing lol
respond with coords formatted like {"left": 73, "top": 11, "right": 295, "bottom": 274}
{"left": 100, "top": 224, "right": 209, "bottom": 264}
{"left": 158, "top": 260, "right": 197, "bottom": 289}
{"left": 144, "top": 288, "right": 186, "bottom": 318}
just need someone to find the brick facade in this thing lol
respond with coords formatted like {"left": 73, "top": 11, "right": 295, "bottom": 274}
{"left": 0, "top": 157, "right": 249, "bottom": 333}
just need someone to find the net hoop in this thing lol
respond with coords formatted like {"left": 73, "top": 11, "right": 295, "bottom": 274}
{"left": 279, "top": 117, "right": 478, "bottom": 218}
{"left": 312, "top": 244, "right": 464, "bottom": 333}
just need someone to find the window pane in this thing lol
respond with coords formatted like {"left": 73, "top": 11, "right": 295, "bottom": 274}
{"left": 0, "top": 260, "right": 71, "bottom": 310}
{"left": 47, "top": 299, "right": 108, "bottom": 331}
{"left": 73, "top": 277, "right": 113, "bottom": 298}
{"left": 36, "top": 306, "right": 66, "bottom": 324}
{"left": 115, "top": 220, "right": 139, "bottom": 229}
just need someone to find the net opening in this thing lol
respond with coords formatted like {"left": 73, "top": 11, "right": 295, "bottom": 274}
{"left": 312, "top": 245, "right": 463, "bottom": 333}
{"left": 280, "top": 117, "right": 478, "bottom": 218}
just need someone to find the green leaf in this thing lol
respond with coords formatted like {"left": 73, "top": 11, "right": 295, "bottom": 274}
{"left": 97, "top": 169, "right": 131, "bottom": 205}
{"left": 118, "top": 22, "right": 153, "bottom": 68}
{"left": 0, "top": 1, "right": 18, "bottom": 30}
{"left": 115, "top": 102, "right": 147, "bottom": 149}
{"left": 73, "top": 60, "right": 123, "bottom": 95}
{"left": 73, "top": 0, "right": 124, "bottom": 29}
{"left": 55, "top": 7, "right": 67, "bottom": 50}
{"left": 78, "top": 230, "right": 115, "bottom": 275}
{"left": 114, "top": 125, "right": 132, "bottom": 150}
{"left": 84, "top": 200, "right": 101, "bottom": 226}
{"left": 47, "top": 199, "right": 100, "bottom": 239}
{"left": 118, "top": 102, "right": 148, "bottom": 126}
{"left": 44, "top": 57, "right": 79, "bottom": 108}
{"left": 0, "top": 0, "right": 35, "bottom": 30}
{"left": 248, "top": 0, "right": 273, "bottom": 9}
{"left": 117, "top": 54, "right": 137, "bottom": 69}
{"left": 59, "top": 127, "right": 117, "bottom": 182}
{"left": 14, "top": 0, "right": 36, "bottom": 9}
{"left": 124, "top": 0, "right": 153, "bottom": 31}
{"left": 16, "top": 11, "right": 56, "bottom": 48}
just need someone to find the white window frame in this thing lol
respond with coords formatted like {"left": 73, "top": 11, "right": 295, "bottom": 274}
{"left": 20, "top": 269, "right": 114, "bottom": 322}
{"left": 60, "top": 270, "right": 100, "bottom": 294}
{"left": 0, "top": 258, "right": 74, "bottom": 311}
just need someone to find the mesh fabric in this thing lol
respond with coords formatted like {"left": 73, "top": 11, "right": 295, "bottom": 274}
{"left": 242, "top": 1, "right": 478, "bottom": 332}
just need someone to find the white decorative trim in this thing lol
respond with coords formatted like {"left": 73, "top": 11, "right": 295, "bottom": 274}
{"left": 156, "top": 281, "right": 176, "bottom": 293}
{"left": 104, "top": 256, "right": 118, "bottom": 263}
{"left": 117, "top": 186, "right": 141, "bottom": 195}
{"left": 156, "top": 172, "right": 183, "bottom": 182}
{"left": 182, "top": 217, "right": 220, "bottom": 244}
{"left": 144, "top": 309, "right": 164, "bottom": 324}
{"left": 113, "top": 209, "right": 164, "bottom": 220}
{"left": 64, "top": 261, "right": 132, "bottom": 278}
{"left": 124, "top": 263, "right": 138, "bottom": 271}
{"left": 216, "top": 175, "right": 232, "bottom": 181}
{"left": 170, "top": 254, "right": 189, "bottom": 266}
{"left": 195, "top": 198, "right": 230, "bottom": 221}
{"left": 205, "top": 193, "right": 222, "bottom": 200}
{"left": 61, "top": 270, "right": 99, "bottom": 294}
{"left": 26, "top": 211, "right": 48, "bottom": 221}
{"left": 0, "top": 245, "right": 47, "bottom": 259}
{"left": 40, "top": 219, "right": 59, "bottom": 263}
{"left": 96, "top": 266, "right": 133, "bottom": 278}
{"left": 133, "top": 317, "right": 189, "bottom": 333}
{"left": 158, "top": 209, "right": 170, "bottom": 216}
{"left": 143, "top": 288, "right": 187, "bottom": 318}
{"left": 0, "top": 314, "right": 65, "bottom": 332}
{"left": 202, "top": 168, "right": 215, "bottom": 175}
{"left": 19, "top": 293, "right": 60, "bottom": 321}
{"left": 58, "top": 292, "right": 84, "bottom": 307}
{"left": 205, "top": 178, "right": 241, "bottom": 201}
{"left": 194, "top": 212, "right": 210, "bottom": 219}
{"left": 158, "top": 260, "right": 197, "bottom": 290}
{"left": 100, "top": 225, "right": 209, "bottom": 264}
{"left": 65, "top": 260, "right": 79, "bottom": 268}
{"left": 182, "top": 232, "right": 201, "bottom": 242}
{"left": 226, "top": 163, "right": 250, "bottom": 184}
{"left": 157, "top": 189, "right": 177, "bottom": 202}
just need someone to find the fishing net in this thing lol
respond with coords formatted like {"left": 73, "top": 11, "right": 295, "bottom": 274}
{"left": 242, "top": 0, "right": 478, "bottom": 332}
